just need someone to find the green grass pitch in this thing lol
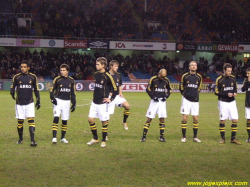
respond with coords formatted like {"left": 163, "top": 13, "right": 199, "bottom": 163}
{"left": 0, "top": 90, "right": 249, "bottom": 187}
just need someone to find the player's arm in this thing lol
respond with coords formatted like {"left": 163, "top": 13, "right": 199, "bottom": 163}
{"left": 104, "top": 73, "right": 117, "bottom": 103}
{"left": 215, "top": 78, "right": 227, "bottom": 97}
{"left": 10, "top": 75, "right": 17, "bottom": 100}
{"left": 233, "top": 77, "right": 238, "bottom": 97}
{"left": 241, "top": 78, "right": 248, "bottom": 92}
{"left": 198, "top": 75, "right": 202, "bottom": 93}
{"left": 146, "top": 77, "right": 154, "bottom": 99}
{"left": 119, "top": 74, "right": 124, "bottom": 98}
{"left": 33, "top": 75, "right": 41, "bottom": 109}
{"left": 165, "top": 79, "right": 172, "bottom": 98}
{"left": 109, "top": 84, "right": 114, "bottom": 99}
{"left": 70, "top": 79, "right": 76, "bottom": 112}
{"left": 50, "top": 78, "right": 58, "bottom": 105}
{"left": 33, "top": 75, "right": 40, "bottom": 100}
{"left": 119, "top": 86, "right": 124, "bottom": 98}
{"left": 179, "top": 75, "right": 185, "bottom": 95}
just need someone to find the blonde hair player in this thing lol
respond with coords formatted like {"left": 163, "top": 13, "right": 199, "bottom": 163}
{"left": 179, "top": 61, "right": 202, "bottom": 143}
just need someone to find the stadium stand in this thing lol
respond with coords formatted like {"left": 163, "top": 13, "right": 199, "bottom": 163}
{"left": 0, "top": 0, "right": 250, "bottom": 83}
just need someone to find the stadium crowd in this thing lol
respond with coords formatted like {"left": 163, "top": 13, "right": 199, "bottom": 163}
{"left": 0, "top": 0, "right": 249, "bottom": 42}
{"left": 0, "top": 49, "right": 249, "bottom": 81}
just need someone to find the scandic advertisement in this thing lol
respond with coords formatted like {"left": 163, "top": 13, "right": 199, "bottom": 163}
{"left": 64, "top": 40, "right": 87, "bottom": 48}
{"left": 109, "top": 41, "right": 176, "bottom": 51}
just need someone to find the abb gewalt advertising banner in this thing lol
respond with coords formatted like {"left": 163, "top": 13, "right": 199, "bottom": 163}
{"left": 110, "top": 41, "right": 176, "bottom": 51}
{"left": 16, "top": 39, "right": 40, "bottom": 47}
{"left": 40, "top": 39, "right": 64, "bottom": 48}
{"left": 64, "top": 40, "right": 87, "bottom": 48}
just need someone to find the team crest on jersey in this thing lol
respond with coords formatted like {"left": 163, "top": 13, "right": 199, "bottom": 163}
{"left": 29, "top": 79, "right": 32, "bottom": 84}
{"left": 69, "top": 84, "right": 71, "bottom": 87}
{"left": 117, "top": 78, "right": 119, "bottom": 83}
{"left": 149, "top": 112, "right": 151, "bottom": 115}
{"left": 60, "top": 84, "right": 63, "bottom": 87}
{"left": 19, "top": 81, "right": 22, "bottom": 84}
{"left": 101, "top": 80, "right": 104, "bottom": 84}
{"left": 196, "top": 81, "right": 198, "bottom": 84}
{"left": 155, "top": 85, "right": 157, "bottom": 87}
{"left": 223, "top": 84, "right": 225, "bottom": 87}
{"left": 220, "top": 114, "right": 223, "bottom": 118}
{"left": 182, "top": 109, "right": 185, "bottom": 112}
{"left": 187, "top": 81, "right": 189, "bottom": 83}
{"left": 231, "top": 83, "right": 233, "bottom": 86}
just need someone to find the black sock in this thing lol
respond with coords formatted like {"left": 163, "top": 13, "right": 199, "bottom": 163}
{"left": 219, "top": 123, "right": 225, "bottom": 139}
{"left": 28, "top": 118, "right": 35, "bottom": 142}
{"left": 193, "top": 123, "right": 199, "bottom": 138}
{"left": 181, "top": 121, "right": 187, "bottom": 138}
{"left": 247, "top": 122, "right": 250, "bottom": 139}
{"left": 106, "top": 120, "right": 109, "bottom": 137}
{"left": 123, "top": 109, "right": 130, "bottom": 123}
{"left": 89, "top": 122, "right": 98, "bottom": 140}
{"left": 102, "top": 121, "right": 108, "bottom": 142}
{"left": 17, "top": 119, "right": 24, "bottom": 140}
{"left": 52, "top": 117, "right": 59, "bottom": 138}
{"left": 159, "top": 122, "right": 165, "bottom": 138}
{"left": 231, "top": 122, "right": 237, "bottom": 141}
{"left": 61, "top": 120, "right": 67, "bottom": 139}
{"left": 142, "top": 121, "right": 150, "bottom": 138}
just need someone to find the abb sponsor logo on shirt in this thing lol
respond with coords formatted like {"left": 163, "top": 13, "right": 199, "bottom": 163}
{"left": 64, "top": 40, "right": 87, "bottom": 48}
{"left": 121, "top": 83, "right": 147, "bottom": 91}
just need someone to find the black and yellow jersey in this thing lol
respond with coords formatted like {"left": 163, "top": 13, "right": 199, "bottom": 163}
{"left": 10, "top": 72, "right": 40, "bottom": 105}
{"left": 50, "top": 76, "right": 76, "bottom": 104}
{"left": 109, "top": 72, "right": 122, "bottom": 99}
{"left": 93, "top": 71, "right": 117, "bottom": 104}
{"left": 215, "top": 75, "right": 237, "bottom": 102}
{"left": 241, "top": 78, "right": 250, "bottom": 107}
{"left": 146, "top": 75, "right": 172, "bottom": 99}
{"left": 179, "top": 72, "right": 202, "bottom": 102}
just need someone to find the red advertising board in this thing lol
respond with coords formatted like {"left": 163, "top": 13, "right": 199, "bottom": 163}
{"left": 121, "top": 83, "right": 148, "bottom": 91}
{"left": 217, "top": 44, "right": 238, "bottom": 52}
